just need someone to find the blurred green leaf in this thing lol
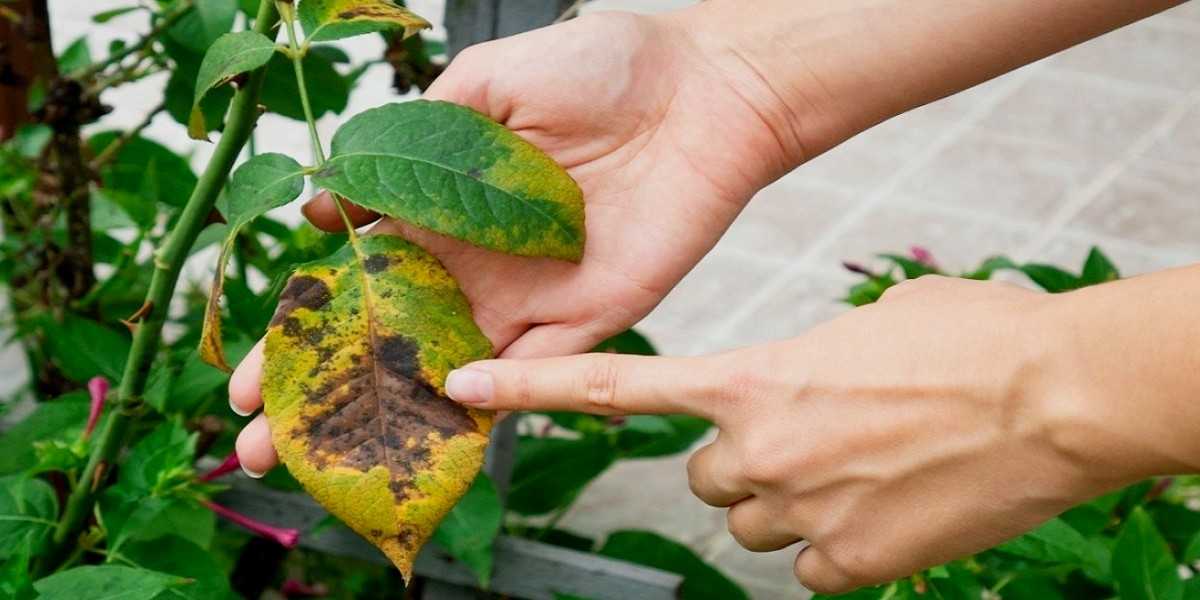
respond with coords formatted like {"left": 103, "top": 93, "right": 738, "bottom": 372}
{"left": 1019, "top": 264, "right": 1082, "bottom": 293}
{"left": 260, "top": 51, "right": 349, "bottom": 121}
{"left": 590, "top": 329, "right": 656, "bottom": 356}
{"left": 1112, "top": 507, "right": 1183, "bottom": 600}
{"left": 509, "top": 437, "right": 616, "bottom": 515}
{"left": 0, "top": 475, "right": 58, "bottom": 560}
{"left": 92, "top": 6, "right": 140, "bottom": 23}
{"left": 119, "top": 535, "right": 231, "bottom": 600}
{"left": 616, "top": 415, "right": 711, "bottom": 459}
{"left": 0, "top": 392, "right": 88, "bottom": 475}
{"left": 432, "top": 474, "right": 502, "bottom": 588}
{"left": 39, "top": 315, "right": 131, "bottom": 382}
{"left": 1081, "top": 247, "right": 1120, "bottom": 285}
{"left": 0, "top": 537, "right": 35, "bottom": 600}
{"left": 598, "top": 530, "right": 748, "bottom": 600}
{"left": 90, "top": 132, "right": 198, "bottom": 208}
{"left": 166, "top": 0, "right": 238, "bottom": 53}
{"left": 33, "top": 565, "right": 185, "bottom": 600}
{"left": 57, "top": 36, "right": 92, "bottom": 74}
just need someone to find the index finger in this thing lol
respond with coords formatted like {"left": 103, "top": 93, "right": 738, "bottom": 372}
{"left": 444, "top": 352, "right": 724, "bottom": 422}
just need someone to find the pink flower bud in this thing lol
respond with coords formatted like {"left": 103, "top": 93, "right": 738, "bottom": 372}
{"left": 84, "top": 376, "right": 110, "bottom": 440}
{"left": 203, "top": 500, "right": 300, "bottom": 548}
{"left": 199, "top": 453, "right": 242, "bottom": 482}
{"left": 911, "top": 246, "right": 937, "bottom": 268}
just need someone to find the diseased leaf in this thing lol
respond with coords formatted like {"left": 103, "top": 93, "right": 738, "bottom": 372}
{"left": 299, "top": 0, "right": 430, "bottom": 42}
{"left": 189, "top": 31, "right": 278, "bottom": 140}
{"left": 263, "top": 234, "right": 494, "bottom": 580}
{"left": 313, "top": 100, "right": 585, "bottom": 261}
{"left": 200, "top": 153, "right": 305, "bottom": 371}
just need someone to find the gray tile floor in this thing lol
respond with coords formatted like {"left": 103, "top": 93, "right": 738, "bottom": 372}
{"left": 14, "top": 1, "right": 1200, "bottom": 598}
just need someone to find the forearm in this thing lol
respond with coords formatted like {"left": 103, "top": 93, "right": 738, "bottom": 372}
{"left": 674, "top": 0, "right": 1185, "bottom": 163}
{"left": 1045, "top": 265, "right": 1200, "bottom": 489}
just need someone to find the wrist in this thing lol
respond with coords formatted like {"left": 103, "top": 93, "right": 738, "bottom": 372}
{"left": 1034, "top": 275, "right": 1200, "bottom": 498}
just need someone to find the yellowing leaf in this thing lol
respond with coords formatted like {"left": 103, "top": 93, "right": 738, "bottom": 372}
{"left": 262, "top": 235, "right": 494, "bottom": 580}
{"left": 313, "top": 101, "right": 586, "bottom": 262}
{"left": 298, "top": 0, "right": 430, "bottom": 43}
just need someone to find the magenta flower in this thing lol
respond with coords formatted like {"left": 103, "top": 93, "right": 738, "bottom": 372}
{"left": 199, "top": 452, "right": 242, "bottom": 482}
{"left": 911, "top": 245, "right": 937, "bottom": 268}
{"left": 203, "top": 500, "right": 300, "bottom": 547}
{"left": 84, "top": 376, "right": 110, "bottom": 440}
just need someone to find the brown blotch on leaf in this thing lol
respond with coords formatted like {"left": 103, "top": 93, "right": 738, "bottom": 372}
{"left": 271, "top": 276, "right": 334, "bottom": 326}
{"left": 299, "top": 335, "right": 479, "bottom": 498}
{"left": 363, "top": 254, "right": 390, "bottom": 274}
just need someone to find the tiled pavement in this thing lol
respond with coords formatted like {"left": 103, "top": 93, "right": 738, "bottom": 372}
{"left": 14, "top": 1, "right": 1200, "bottom": 598}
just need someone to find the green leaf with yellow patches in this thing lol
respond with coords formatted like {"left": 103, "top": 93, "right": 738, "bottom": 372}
{"left": 299, "top": 0, "right": 430, "bottom": 42}
{"left": 200, "top": 153, "right": 305, "bottom": 372}
{"left": 312, "top": 100, "right": 585, "bottom": 262}
{"left": 262, "top": 235, "right": 494, "bottom": 580}
{"left": 189, "top": 31, "right": 278, "bottom": 140}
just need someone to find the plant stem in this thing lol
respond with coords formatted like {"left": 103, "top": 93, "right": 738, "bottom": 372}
{"left": 37, "top": 0, "right": 281, "bottom": 575}
{"left": 73, "top": 1, "right": 190, "bottom": 81}
{"left": 278, "top": 2, "right": 326, "bottom": 164}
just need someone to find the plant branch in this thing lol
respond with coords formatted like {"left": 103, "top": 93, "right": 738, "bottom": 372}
{"left": 88, "top": 101, "right": 165, "bottom": 171}
{"left": 37, "top": 0, "right": 281, "bottom": 575}
{"left": 278, "top": 1, "right": 325, "bottom": 164}
{"left": 73, "top": 1, "right": 190, "bottom": 81}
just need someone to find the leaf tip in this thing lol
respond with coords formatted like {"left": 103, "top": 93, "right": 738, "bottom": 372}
{"left": 188, "top": 107, "right": 211, "bottom": 142}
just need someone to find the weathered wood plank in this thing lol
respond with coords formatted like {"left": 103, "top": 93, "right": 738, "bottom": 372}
{"left": 444, "top": 0, "right": 574, "bottom": 57}
{"left": 216, "top": 478, "right": 684, "bottom": 600}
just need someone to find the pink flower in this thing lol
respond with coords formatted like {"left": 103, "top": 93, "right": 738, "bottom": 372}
{"left": 84, "top": 376, "right": 110, "bottom": 440}
{"left": 911, "top": 245, "right": 937, "bottom": 268}
{"left": 199, "top": 453, "right": 242, "bottom": 482}
{"left": 203, "top": 500, "right": 300, "bottom": 547}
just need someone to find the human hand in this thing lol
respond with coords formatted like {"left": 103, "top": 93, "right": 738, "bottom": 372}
{"left": 230, "top": 9, "right": 809, "bottom": 472}
{"left": 437, "top": 276, "right": 1138, "bottom": 594}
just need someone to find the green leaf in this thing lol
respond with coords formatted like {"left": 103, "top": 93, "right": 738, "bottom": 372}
{"left": 598, "top": 530, "right": 749, "bottom": 600}
{"left": 0, "top": 475, "right": 58, "bottom": 560}
{"left": 1080, "top": 246, "right": 1120, "bottom": 285}
{"left": 200, "top": 153, "right": 305, "bottom": 370}
{"left": 161, "top": 350, "right": 232, "bottom": 414}
{"left": 92, "top": 6, "right": 141, "bottom": 23}
{"left": 1019, "top": 264, "right": 1082, "bottom": 293}
{"left": 878, "top": 253, "right": 940, "bottom": 279}
{"left": 166, "top": 68, "right": 233, "bottom": 135}
{"left": 313, "top": 100, "right": 585, "bottom": 261}
{"left": 590, "top": 329, "right": 656, "bottom": 356}
{"left": 1183, "top": 529, "right": 1200, "bottom": 563}
{"left": 0, "top": 538, "right": 35, "bottom": 600}
{"left": 118, "top": 420, "right": 197, "bottom": 494}
{"left": 299, "top": 0, "right": 431, "bottom": 42}
{"left": 167, "top": 0, "right": 238, "bottom": 54}
{"left": 1112, "top": 507, "right": 1184, "bottom": 600}
{"left": 996, "top": 517, "right": 1109, "bottom": 583}
{"left": 120, "top": 535, "right": 231, "bottom": 600}
{"left": 90, "top": 132, "right": 198, "bottom": 208}
{"left": 0, "top": 392, "right": 88, "bottom": 475}
{"left": 432, "top": 474, "right": 503, "bottom": 588}
{"left": 40, "top": 315, "right": 131, "bottom": 382}
{"left": 616, "top": 415, "right": 712, "bottom": 459}
{"left": 99, "top": 490, "right": 216, "bottom": 553}
{"left": 260, "top": 51, "right": 349, "bottom": 121}
{"left": 33, "top": 565, "right": 185, "bottom": 600}
{"left": 262, "top": 235, "right": 495, "bottom": 581}
{"left": 508, "top": 436, "right": 616, "bottom": 515}
{"left": 189, "top": 31, "right": 278, "bottom": 140}
{"left": 57, "top": 36, "right": 92, "bottom": 74}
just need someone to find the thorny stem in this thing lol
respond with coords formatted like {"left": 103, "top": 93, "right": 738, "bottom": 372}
{"left": 38, "top": 0, "right": 282, "bottom": 576}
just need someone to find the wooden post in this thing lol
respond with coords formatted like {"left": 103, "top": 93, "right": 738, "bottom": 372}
{"left": 444, "top": 0, "right": 574, "bottom": 57}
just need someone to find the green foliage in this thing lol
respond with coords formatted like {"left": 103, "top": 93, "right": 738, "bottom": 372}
{"left": 598, "top": 531, "right": 749, "bottom": 600}
{"left": 189, "top": 31, "right": 279, "bottom": 138}
{"left": 820, "top": 249, "right": 1200, "bottom": 600}
{"left": 431, "top": 474, "right": 504, "bottom": 587}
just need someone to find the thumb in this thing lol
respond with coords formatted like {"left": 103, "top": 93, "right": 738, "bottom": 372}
{"left": 444, "top": 353, "right": 723, "bottom": 421}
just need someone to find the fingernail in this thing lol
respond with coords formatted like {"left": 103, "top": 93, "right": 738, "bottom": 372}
{"left": 230, "top": 399, "right": 253, "bottom": 417}
{"left": 445, "top": 369, "right": 493, "bottom": 405}
{"left": 241, "top": 463, "right": 266, "bottom": 479}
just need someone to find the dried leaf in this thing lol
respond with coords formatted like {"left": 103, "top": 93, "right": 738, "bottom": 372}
{"left": 263, "top": 235, "right": 494, "bottom": 579}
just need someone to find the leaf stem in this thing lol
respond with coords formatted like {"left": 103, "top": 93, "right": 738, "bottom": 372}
{"left": 278, "top": 1, "right": 326, "bottom": 164}
{"left": 73, "top": 1, "right": 190, "bottom": 81}
{"left": 36, "top": 0, "right": 282, "bottom": 576}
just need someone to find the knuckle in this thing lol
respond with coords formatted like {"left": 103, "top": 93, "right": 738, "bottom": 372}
{"left": 738, "top": 438, "right": 788, "bottom": 486}
{"left": 580, "top": 355, "right": 621, "bottom": 413}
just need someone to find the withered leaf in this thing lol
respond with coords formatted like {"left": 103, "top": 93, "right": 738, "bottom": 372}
{"left": 262, "top": 234, "right": 494, "bottom": 580}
